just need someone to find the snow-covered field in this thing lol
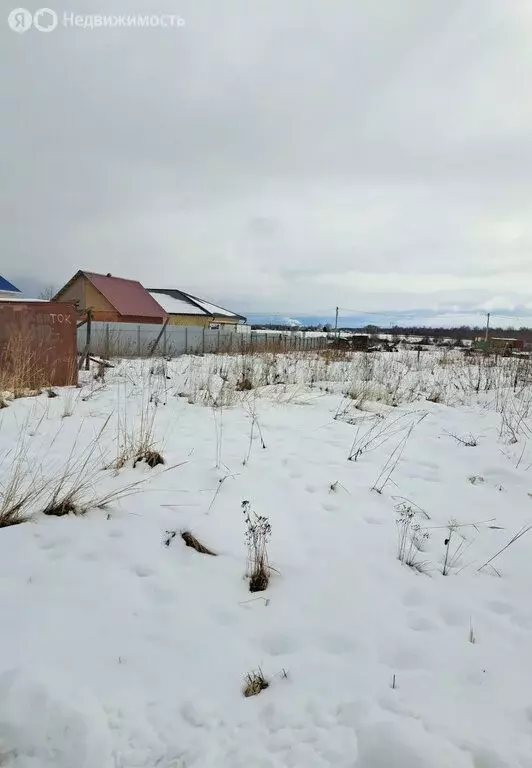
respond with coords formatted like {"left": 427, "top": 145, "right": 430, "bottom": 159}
{"left": 1, "top": 350, "right": 532, "bottom": 767}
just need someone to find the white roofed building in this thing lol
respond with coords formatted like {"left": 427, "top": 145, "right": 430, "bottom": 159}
{"left": 148, "top": 288, "right": 247, "bottom": 329}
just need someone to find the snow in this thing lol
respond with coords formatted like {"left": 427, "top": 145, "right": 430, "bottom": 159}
{"left": 148, "top": 291, "right": 206, "bottom": 315}
{"left": 148, "top": 290, "right": 240, "bottom": 319}
{"left": 189, "top": 296, "right": 239, "bottom": 317}
{"left": 1, "top": 351, "right": 532, "bottom": 766}
{"left": 0, "top": 297, "right": 47, "bottom": 303}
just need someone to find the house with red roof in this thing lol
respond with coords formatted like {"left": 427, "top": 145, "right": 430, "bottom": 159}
{"left": 53, "top": 271, "right": 168, "bottom": 324}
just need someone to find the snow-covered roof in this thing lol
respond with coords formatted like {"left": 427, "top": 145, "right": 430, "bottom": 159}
{"left": 148, "top": 291, "right": 205, "bottom": 316}
{"left": 187, "top": 296, "right": 239, "bottom": 318}
{"left": 148, "top": 289, "right": 246, "bottom": 321}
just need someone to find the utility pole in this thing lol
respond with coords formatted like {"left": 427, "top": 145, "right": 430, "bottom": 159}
{"left": 334, "top": 306, "right": 339, "bottom": 337}
{"left": 485, "top": 312, "right": 490, "bottom": 343}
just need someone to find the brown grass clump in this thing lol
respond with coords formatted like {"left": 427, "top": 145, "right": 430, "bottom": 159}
{"left": 181, "top": 530, "right": 217, "bottom": 556}
{"left": 133, "top": 450, "right": 165, "bottom": 468}
{"left": 43, "top": 496, "right": 78, "bottom": 517}
{"left": 249, "top": 567, "right": 270, "bottom": 593}
{"left": 243, "top": 668, "right": 269, "bottom": 698}
{"left": 236, "top": 375, "right": 253, "bottom": 391}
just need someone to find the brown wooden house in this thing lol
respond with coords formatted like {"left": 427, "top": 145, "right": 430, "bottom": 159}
{"left": 53, "top": 271, "right": 168, "bottom": 324}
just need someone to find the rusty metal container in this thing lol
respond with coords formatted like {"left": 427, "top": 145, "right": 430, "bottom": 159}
{"left": 0, "top": 301, "right": 78, "bottom": 388}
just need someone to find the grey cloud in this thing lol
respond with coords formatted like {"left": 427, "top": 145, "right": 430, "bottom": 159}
{"left": 2, "top": 0, "right": 532, "bottom": 320}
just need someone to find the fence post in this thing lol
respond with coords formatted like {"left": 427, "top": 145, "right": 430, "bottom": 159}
{"left": 163, "top": 324, "right": 167, "bottom": 356}
{"left": 185, "top": 326, "right": 188, "bottom": 354}
{"left": 105, "top": 324, "right": 110, "bottom": 359}
{"left": 202, "top": 326, "right": 206, "bottom": 354}
{"left": 218, "top": 327, "right": 221, "bottom": 353}
{"left": 137, "top": 326, "right": 141, "bottom": 357}
{"left": 82, "top": 310, "right": 92, "bottom": 370}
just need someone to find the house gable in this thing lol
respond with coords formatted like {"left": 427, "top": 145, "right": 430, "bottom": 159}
{"left": 0, "top": 276, "right": 21, "bottom": 294}
{"left": 55, "top": 271, "right": 167, "bottom": 322}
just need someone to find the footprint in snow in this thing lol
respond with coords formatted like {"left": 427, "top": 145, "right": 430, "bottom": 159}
{"left": 261, "top": 632, "right": 301, "bottom": 656}
{"left": 319, "top": 634, "right": 356, "bottom": 655}
{"left": 385, "top": 645, "right": 428, "bottom": 671}
{"left": 408, "top": 613, "right": 437, "bottom": 632}
{"left": 133, "top": 565, "right": 154, "bottom": 578}
{"left": 402, "top": 587, "right": 426, "bottom": 607}
{"left": 487, "top": 600, "right": 513, "bottom": 616}
{"left": 439, "top": 604, "right": 469, "bottom": 627}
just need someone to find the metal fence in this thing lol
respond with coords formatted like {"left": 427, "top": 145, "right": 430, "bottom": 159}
{"left": 78, "top": 322, "right": 329, "bottom": 357}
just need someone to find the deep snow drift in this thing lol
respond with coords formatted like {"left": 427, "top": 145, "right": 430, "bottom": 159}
{"left": 1, "top": 352, "right": 532, "bottom": 767}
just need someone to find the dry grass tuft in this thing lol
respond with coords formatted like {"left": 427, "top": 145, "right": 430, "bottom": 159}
{"left": 243, "top": 668, "right": 269, "bottom": 698}
{"left": 110, "top": 380, "right": 164, "bottom": 470}
{"left": 0, "top": 431, "right": 43, "bottom": 528}
{"left": 181, "top": 530, "right": 217, "bottom": 556}
{"left": 0, "top": 332, "right": 50, "bottom": 396}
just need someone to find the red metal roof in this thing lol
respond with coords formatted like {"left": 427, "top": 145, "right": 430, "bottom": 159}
{"left": 82, "top": 272, "right": 168, "bottom": 319}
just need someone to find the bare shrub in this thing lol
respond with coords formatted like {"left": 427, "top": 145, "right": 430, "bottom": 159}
{"left": 243, "top": 500, "right": 271, "bottom": 592}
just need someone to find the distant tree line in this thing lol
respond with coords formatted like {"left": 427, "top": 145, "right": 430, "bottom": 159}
{"left": 251, "top": 322, "right": 532, "bottom": 341}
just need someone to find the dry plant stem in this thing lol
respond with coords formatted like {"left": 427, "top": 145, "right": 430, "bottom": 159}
{"left": 206, "top": 474, "right": 237, "bottom": 514}
{"left": 181, "top": 531, "right": 217, "bottom": 556}
{"left": 477, "top": 524, "right": 532, "bottom": 573}
{"left": 372, "top": 415, "right": 426, "bottom": 494}
{"left": 212, "top": 404, "right": 224, "bottom": 469}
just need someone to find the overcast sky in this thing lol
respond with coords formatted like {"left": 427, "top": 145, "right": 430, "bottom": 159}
{"left": 2, "top": 0, "right": 532, "bottom": 323}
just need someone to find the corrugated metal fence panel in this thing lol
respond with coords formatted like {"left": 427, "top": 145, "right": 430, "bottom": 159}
{"left": 0, "top": 301, "right": 78, "bottom": 386}
{"left": 79, "top": 322, "right": 327, "bottom": 357}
